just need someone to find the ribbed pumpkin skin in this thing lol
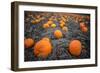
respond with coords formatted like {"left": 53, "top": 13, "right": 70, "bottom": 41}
{"left": 33, "top": 39, "right": 52, "bottom": 58}
{"left": 69, "top": 40, "right": 82, "bottom": 56}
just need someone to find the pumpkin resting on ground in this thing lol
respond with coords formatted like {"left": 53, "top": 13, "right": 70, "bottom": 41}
{"left": 60, "top": 23, "right": 65, "bottom": 28}
{"left": 62, "top": 27, "right": 68, "bottom": 32}
{"left": 51, "top": 23, "right": 56, "bottom": 28}
{"left": 81, "top": 26, "right": 88, "bottom": 33}
{"left": 68, "top": 40, "right": 82, "bottom": 56}
{"left": 80, "top": 22, "right": 85, "bottom": 28}
{"left": 34, "top": 38, "right": 52, "bottom": 59}
{"left": 43, "top": 23, "right": 50, "bottom": 28}
{"left": 47, "top": 21, "right": 53, "bottom": 25}
{"left": 54, "top": 30, "right": 63, "bottom": 39}
{"left": 24, "top": 38, "right": 34, "bottom": 48}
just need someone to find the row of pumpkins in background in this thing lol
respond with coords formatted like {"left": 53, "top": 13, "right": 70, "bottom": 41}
{"left": 24, "top": 13, "right": 89, "bottom": 59}
{"left": 31, "top": 13, "right": 88, "bottom": 33}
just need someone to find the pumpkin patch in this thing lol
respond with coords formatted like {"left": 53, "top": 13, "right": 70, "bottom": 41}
{"left": 24, "top": 11, "right": 90, "bottom": 61}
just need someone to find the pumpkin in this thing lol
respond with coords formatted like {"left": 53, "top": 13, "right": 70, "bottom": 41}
{"left": 31, "top": 20, "right": 36, "bottom": 24}
{"left": 24, "top": 38, "right": 34, "bottom": 48}
{"left": 60, "top": 20, "right": 65, "bottom": 24}
{"left": 35, "top": 19, "right": 40, "bottom": 23}
{"left": 78, "top": 18, "right": 82, "bottom": 22}
{"left": 43, "top": 23, "right": 50, "bottom": 28}
{"left": 54, "top": 30, "right": 63, "bottom": 39}
{"left": 36, "top": 15, "right": 40, "bottom": 19}
{"left": 49, "top": 18, "right": 53, "bottom": 21}
{"left": 33, "top": 38, "right": 52, "bottom": 58}
{"left": 60, "top": 23, "right": 65, "bottom": 28}
{"left": 47, "top": 21, "right": 53, "bottom": 25}
{"left": 80, "top": 22, "right": 85, "bottom": 28}
{"left": 69, "top": 40, "right": 82, "bottom": 56}
{"left": 62, "top": 27, "right": 68, "bottom": 32}
{"left": 81, "top": 26, "right": 88, "bottom": 33}
{"left": 51, "top": 23, "right": 56, "bottom": 28}
{"left": 42, "top": 37, "right": 50, "bottom": 41}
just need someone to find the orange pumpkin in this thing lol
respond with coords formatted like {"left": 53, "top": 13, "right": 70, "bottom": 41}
{"left": 49, "top": 18, "right": 53, "bottom": 21}
{"left": 60, "top": 23, "right": 65, "bottom": 28}
{"left": 42, "top": 37, "right": 50, "bottom": 41}
{"left": 80, "top": 22, "right": 85, "bottom": 28}
{"left": 54, "top": 30, "right": 63, "bottom": 39}
{"left": 47, "top": 21, "right": 53, "bottom": 25}
{"left": 79, "top": 18, "right": 82, "bottom": 22}
{"left": 60, "top": 20, "right": 65, "bottom": 24}
{"left": 35, "top": 19, "right": 40, "bottom": 23}
{"left": 31, "top": 20, "right": 36, "bottom": 24}
{"left": 81, "top": 26, "right": 88, "bottom": 33}
{"left": 43, "top": 23, "right": 50, "bottom": 28}
{"left": 24, "top": 38, "right": 34, "bottom": 48}
{"left": 36, "top": 15, "right": 40, "bottom": 19}
{"left": 69, "top": 40, "right": 82, "bottom": 56}
{"left": 34, "top": 38, "right": 52, "bottom": 58}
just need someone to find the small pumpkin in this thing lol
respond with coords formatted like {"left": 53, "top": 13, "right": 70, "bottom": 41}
{"left": 31, "top": 20, "right": 36, "bottom": 24}
{"left": 68, "top": 40, "right": 82, "bottom": 56}
{"left": 34, "top": 38, "right": 52, "bottom": 58}
{"left": 47, "top": 21, "right": 53, "bottom": 25}
{"left": 36, "top": 15, "right": 40, "bottom": 19}
{"left": 51, "top": 23, "right": 56, "bottom": 28}
{"left": 54, "top": 30, "right": 63, "bottom": 39}
{"left": 49, "top": 18, "right": 53, "bottom": 21}
{"left": 43, "top": 23, "right": 50, "bottom": 28}
{"left": 81, "top": 26, "right": 88, "bottom": 33}
{"left": 80, "top": 22, "right": 85, "bottom": 28}
{"left": 62, "top": 26, "right": 68, "bottom": 32}
{"left": 60, "top": 23, "right": 65, "bottom": 28}
{"left": 60, "top": 20, "right": 65, "bottom": 24}
{"left": 24, "top": 38, "right": 34, "bottom": 48}
{"left": 35, "top": 19, "right": 40, "bottom": 23}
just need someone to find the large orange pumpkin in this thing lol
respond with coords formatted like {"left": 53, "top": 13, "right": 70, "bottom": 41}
{"left": 34, "top": 38, "right": 52, "bottom": 58}
{"left": 24, "top": 38, "right": 34, "bottom": 48}
{"left": 68, "top": 40, "right": 82, "bottom": 56}
{"left": 54, "top": 30, "right": 63, "bottom": 39}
